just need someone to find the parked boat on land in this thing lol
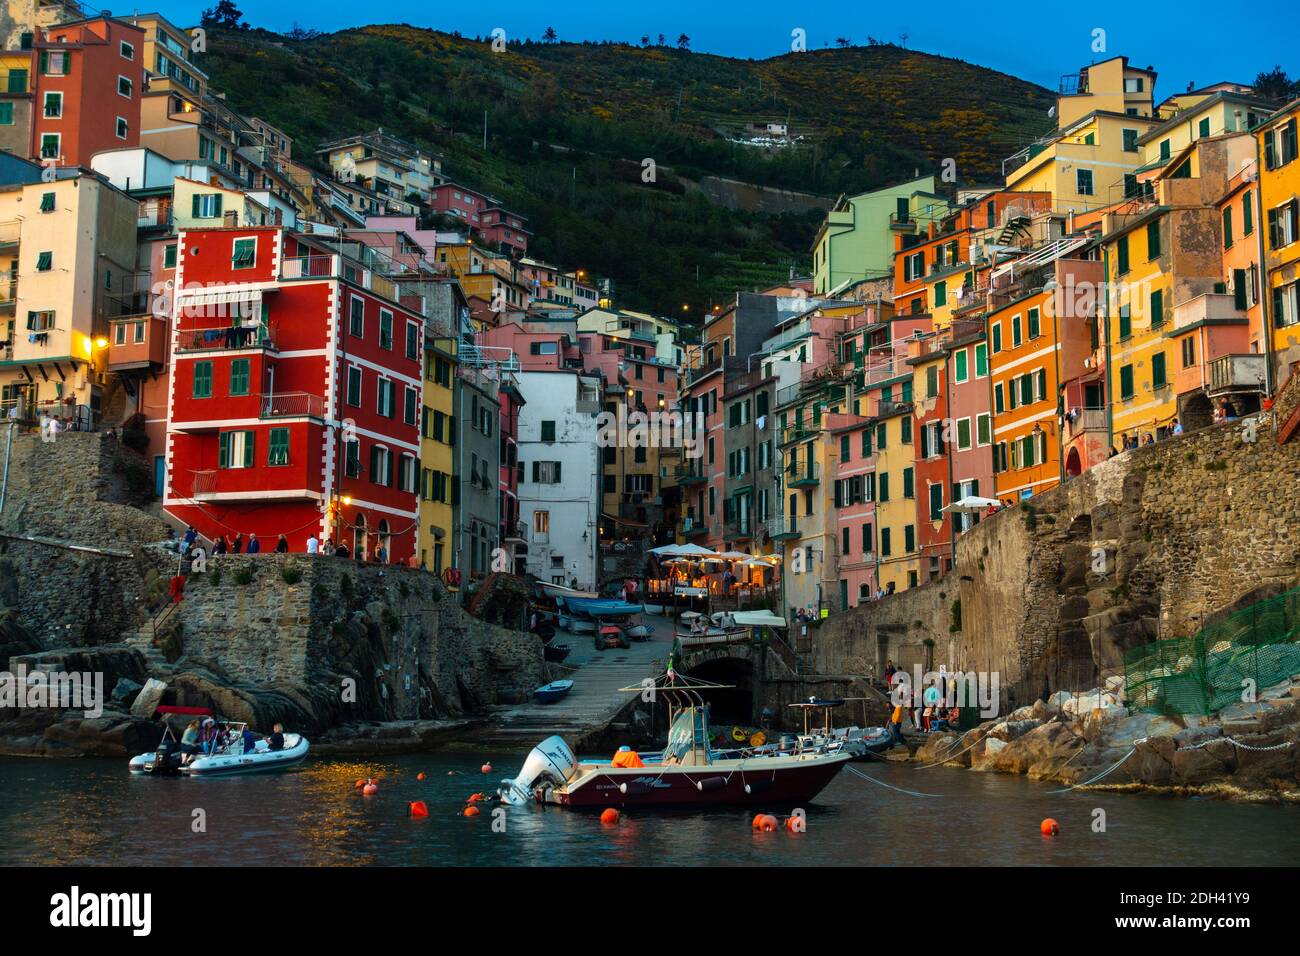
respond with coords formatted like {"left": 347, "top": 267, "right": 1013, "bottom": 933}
{"left": 543, "top": 643, "right": 571, "bottom": 663}
{"left": 499, "top": 674, "right": 850, "bottom": 808}
{"left": 534, "top": 679, "right": 574, "bottom": 704}
{"left": 127, "top": 706, "right": 309, "bottom": 777}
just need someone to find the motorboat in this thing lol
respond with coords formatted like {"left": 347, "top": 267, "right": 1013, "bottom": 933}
{"left": 128, "top": 706, "right": 309, "bottom": 776}
{"left": 534, "top": 679, "right": 574, "bottom": 704}
{"left": 499, "top": 674, "right": 850, "bottom": 808}
{"left": 787, "top": 698, "right": 894, "bottom": 761}
{"left": 543, "top": 643, "right": 571, "bottom": 663}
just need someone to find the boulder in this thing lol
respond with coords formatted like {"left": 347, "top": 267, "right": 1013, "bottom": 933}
{"left": 1031, "top": 699, "right": 1049, "bottom": 721}
{"left": 110, "top": 677, "right": 143, "bottom": 706}
{"left": 1008, "top": 705, "right": 1036, "bottom": 721}
{"left": 1171, "top": 744, "right": 1231, "bottom": 786}
{"left": 129, "top": 677, "right": 167, "bottom": 718}
{"left": 38, "top": 713, "right": 164, "bottom": 757}
{"left": 1047, "top": 690, "right": 1073, "bottom": 710}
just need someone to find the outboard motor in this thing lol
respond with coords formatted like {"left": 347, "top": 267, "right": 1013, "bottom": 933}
{"left": 151, "top": 737, "right": 185, "bottom": 775}
{"left": 498, "top": 735, "right": 579, "bottom": 805}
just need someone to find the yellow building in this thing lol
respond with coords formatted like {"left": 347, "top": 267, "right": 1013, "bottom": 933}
{"left": 1057, "top": 56, "right": 1156, "bottom": 128}
{"left": 1257, "top": 99, "right": 1300, "bottom": 376}
{"left": 172, "top": 176, "right": 273, "bottom": 228}
{"left": 128, "top": 13, "right": 207, "bottom": 100}
{"left": 871, "top": 403, "right": 920, "bottom": 593}
{"left": 0, "top": 169, "right": 138, "bottom": 424}
{"left": 0, "top": 49, "right": 33, "bottom": 157}
{"left": 1136, "top": 91, "right": 1274, "bottom": 182}
{"left": 419, "top": 334, "right": 457, "bottom": 574}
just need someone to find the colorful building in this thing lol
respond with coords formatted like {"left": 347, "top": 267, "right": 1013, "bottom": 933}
{"left": 1258, "top": 99, "right": 1300, "bottom": 381}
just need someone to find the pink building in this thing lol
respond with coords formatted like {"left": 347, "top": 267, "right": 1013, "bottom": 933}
{"left": 828, "top": 412, "right": 877, "bottom": 606}
{"left": 429, "top": 183, "right": 529, "bottom": 255}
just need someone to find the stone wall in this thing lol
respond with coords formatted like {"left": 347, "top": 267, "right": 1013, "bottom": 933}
{"left": 813, "top": 374, "right": 1300, "bottom": 713}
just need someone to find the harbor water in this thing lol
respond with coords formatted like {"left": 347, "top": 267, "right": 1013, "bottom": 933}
{"left": 0, "top": 753, "right": 1292, "bottom": 866}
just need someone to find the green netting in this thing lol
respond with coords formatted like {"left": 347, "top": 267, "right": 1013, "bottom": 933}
{"left": 1124, "top": 588, "right": 1300, "bottom": 715}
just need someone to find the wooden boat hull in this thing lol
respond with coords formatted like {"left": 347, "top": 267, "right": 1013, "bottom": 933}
{"left": 543, "top": 753, "right": 850, "bottom": 808}
{"left": 534, "top": 680, "right": 574, "bottom": 704}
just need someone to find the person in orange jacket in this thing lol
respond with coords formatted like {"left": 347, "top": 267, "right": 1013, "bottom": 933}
{"left": 611, "top": 745, "right": 645, "bottom": 768}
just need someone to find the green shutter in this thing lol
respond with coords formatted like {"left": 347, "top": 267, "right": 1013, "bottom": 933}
{"left": 1120, "top": 365, "right": 1134, "bottom": 400}
{"left": 242, "top": 431, "right": 254, "bottom": 468}
{"left": 268, "top": 427, "right": 289, "bottom": 465}
{"left": 1027, "top": 308, "right": 1040, "bottom": 338}
{"left": 218, "top": 432, "right": 230, "bottom": 468}
{"left": 192, "top": 194, "right": 201, "bottom": 218}
{"left": 193, "top": 361, "right": 212, "bottom": 398}
{"left": 902, "top": 467, "right": 914, "bottom": 498}
{"left": 230, "top": 358, "right": 249, "bottom": 396}
{"left": 1223, "top": 208, "right": 1233, "bottom": 249}
{"left": 1243, "top": 193, "right": 1253, "bottom": 235}
{"left": 1150, "top": 289, "right": 1163, "bottom": 327}
{"left": 1234, "top": 269, "right": 1248, "bottom": 310}
{"left": 975, "top": 343, "right": 988, "bottom": 376}
{"left": 1119, "top": 305, "right": 1132, "bottom": 339}
{"left": 1117, "top": 236, "right": 1129, "bottom": 274}
{"left": 955, "top": 350, "right": 967, "bottom": 380}
{"left": 1152, "top": 352, "right": 1167, "bottom": 390}
{"left": 213, "top": 194, "right": 222, "bottom": 217}
{"left": 991, "top": 324, "right": 1001, "bottom": 353}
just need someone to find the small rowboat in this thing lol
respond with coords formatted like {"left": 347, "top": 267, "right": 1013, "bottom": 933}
{"left": 534, "top": 679, "right": 574, "bottom": 704}
{"left": 543, "top": 643, "right": 571, "bottom": 663}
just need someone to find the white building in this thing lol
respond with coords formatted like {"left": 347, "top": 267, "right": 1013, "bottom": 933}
{"left": 516, "top": 370, "right": 602, "bottom": 589}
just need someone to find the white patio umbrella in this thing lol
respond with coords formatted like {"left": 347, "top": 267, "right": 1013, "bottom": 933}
{"left": 943, "top": 496, "right": 1002, "bottom": 514}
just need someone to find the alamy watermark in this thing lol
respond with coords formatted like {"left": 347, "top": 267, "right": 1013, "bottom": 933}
{"left": 0, "top": 664, "right": 103, "bottom": 718}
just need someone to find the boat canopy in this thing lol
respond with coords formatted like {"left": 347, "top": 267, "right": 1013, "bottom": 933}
{"left": 155, "top": 705, "right": 213, "bottom": 716}
{"left": 732, "top": 610, "right": 787, "bottom": 628}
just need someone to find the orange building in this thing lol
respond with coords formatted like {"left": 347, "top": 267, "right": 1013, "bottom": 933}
{"left": 30, "top": 15, "right": 144, "bottom": 167}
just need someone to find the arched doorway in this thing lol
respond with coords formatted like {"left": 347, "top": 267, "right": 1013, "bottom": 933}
{"left": 353, "top": 513, "right": 367, "bottom": 560}
{"left": 681, "top": 658, "right": 754, "bottom": 729}
{"left": 1065, "top": 446, "right": 1082, "bottom": 477}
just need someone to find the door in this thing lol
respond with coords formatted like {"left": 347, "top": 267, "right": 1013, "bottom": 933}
{"left": 153, "top": 456, "right": 166, "bottom": 497}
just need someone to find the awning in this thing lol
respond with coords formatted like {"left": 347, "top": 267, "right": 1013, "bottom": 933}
{"left": 943, "top": 496, "right": 1002, "bottom": 513}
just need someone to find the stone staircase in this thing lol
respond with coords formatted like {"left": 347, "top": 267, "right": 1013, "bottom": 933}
{"left": 122, "top": 601, "right": 181, "bottom": 677}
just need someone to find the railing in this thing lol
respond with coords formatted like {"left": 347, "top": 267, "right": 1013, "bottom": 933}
{"left": 0, "top": 275, "right": 16, "bottom": 308}
{"left": 281, "top": 254, "right": 340, "bottom": 280}
{"left": 176, "top": 319, "right": 276, "bottom": 353}
{"left": 674, "top": 463, "right": 708, "bottom": 482}
{"left": 684, "top": 357, "right": 722, "bottom": 387}
{"left": 876, "top": 400, "right": 913, "bottom": 418}
{"left": 190, "top": 469, "right": 217, "bottom": 497}
{"left": 767, "top": 515, "right": 799, "bottom": 538}
{"left": 785, "top": 461, "right": 820, "bottom": 485}
{"left": 864, "top": 351, "right": 910, "bottom": 385}
{"left": 1064, "top": 408, "right": 1107, "bottom": 441}
{"left": 1207, "top": 355, "right": 1267, "bottom": 394}
{"left": 260, "top": 391, "right": 325, "bottom": 419}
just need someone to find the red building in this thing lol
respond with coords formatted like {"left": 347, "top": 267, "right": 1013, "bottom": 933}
{"left": 429, "top": 183, "right": 529, "bottom": 255}
{"left": 164, "top": 227, "right": 423, "bottom": 561}
{"left": 30, "top": 16, "right": 144, "bottom": 166}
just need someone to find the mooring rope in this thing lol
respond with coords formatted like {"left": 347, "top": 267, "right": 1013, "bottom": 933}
{"left": 845, "top": 763, "right": 944, "bottom": 798}
{"left": 913, "top": 723, "right": 1000, "bottom": 770}
{"left": 1046, "top": 746, "right": 1137, "bottom": 793}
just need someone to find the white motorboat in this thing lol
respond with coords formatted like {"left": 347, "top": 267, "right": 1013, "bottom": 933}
{"left": 127, "top": 706, "right": 309, "bottom": 776}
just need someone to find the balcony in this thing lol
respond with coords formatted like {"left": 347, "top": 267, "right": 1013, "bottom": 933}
{"left": 187, "top": 467, "right": 322, "bottom": 503}
{"left": 1064, "top": 408, "right": 1107, "bottom": 442}
{"left": 1171, "top": 292, "right": 1248, "bottom": 335}
{"left": 260, "top": 391, "right": 325, "bottom": 420}
{"left": 175, "top": 318, "right": 278, "bottom": 354}
{"left": 107, "top": 315, "right": 167, "bottom": 371}
{"left": 779, "top": 423, "right": 813, "bottom": 445}
{"left": 502, "top": 521, "right": 527, "bottom": 545}
{"left": 767, "top": 516, "right": 801, "bottom": 541}
{"left": 674, "top": 463, "right": 709, "bottom": 484}
{"left": 786, "top": 461, "right": 820, "bottom": 487}
{"left": 0, "top": 274, "right": 16, "bottom": 312}
{"left": 724, "top": 519, "right": 754, "bottom": 541}
{"left": 678, "top": 516, "right": 710, "bottom": 538}
{"left": 1207, "top": 355, "right": 1267, "bottom": 396}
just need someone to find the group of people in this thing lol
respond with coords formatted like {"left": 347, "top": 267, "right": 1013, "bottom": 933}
{"left": 883, "top": 659, "right": 961, "bottom": 744}
{"left": 176, "top": 525, "right": 404, "bottom": 563}
{"left": 1110, "top": 418, "right": 1185, "bottom": 456}
{"left": 177, "top": 717, "right": 286, "bottom": 762}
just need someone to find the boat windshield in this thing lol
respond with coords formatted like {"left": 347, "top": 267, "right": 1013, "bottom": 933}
{"left": 663, "top": 707, "right": 710, "bottom": 765}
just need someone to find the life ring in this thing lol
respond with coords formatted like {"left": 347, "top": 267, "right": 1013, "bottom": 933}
{"left": 750, "top": 731, "right": 766, "bottom": 747}
{"left": 731, "top": 726, "right": 748, "bottom": 743}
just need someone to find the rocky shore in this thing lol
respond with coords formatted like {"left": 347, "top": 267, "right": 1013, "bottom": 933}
{"left": 904, "top": 675, "right": 1300, "bottom": 803}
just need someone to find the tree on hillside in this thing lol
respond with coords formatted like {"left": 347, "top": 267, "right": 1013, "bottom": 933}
{"left": 543, "top": 26, "right": 557, "bottom": 42}
{"left": 657, "top": 33, "right": 666, "bottom": 46}
{"left": 200, "top": 0, "right": 244, "bottom": 28}
{"left": 640, "top": 35, "right": 650, "bottom": 47}
{"left": 677, "top": 33, "right": 690, "bottom": 50}
{"left": 1253, "top": 66, "right": 1299, "bottom": 103}
{"left": 835, "top": 37, "right": 851, "bottom": 48}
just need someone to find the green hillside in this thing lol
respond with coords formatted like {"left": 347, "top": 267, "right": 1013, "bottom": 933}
{"left": 199, "top": 25, "right": 1055, "bottom": 317}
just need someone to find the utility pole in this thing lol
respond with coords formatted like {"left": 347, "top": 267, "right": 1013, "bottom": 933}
{"left": 482, "top": 110, "right": 487, "bottom": 150}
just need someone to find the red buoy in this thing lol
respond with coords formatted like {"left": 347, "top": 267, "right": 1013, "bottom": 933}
{"left": 600, "top": 808, "right": 619, "bottom": 825}
{"left": 408, "top": 801, "right": 429, "bottom": 818}
{"left": 752, "top": 813, "right": 779, "bottom": 832}
{"left": 1041, "top": 818, "right": 1059, "bottom": 836}
{"left": 481, "top": 762, "right": 493, "bottom": 774}
{"left": 416, "top": 772, "right": 427, "bottom": 781}
{"left": 354, "top": 779, "right": 366, "bottom": 789}
{"left": 363, "top": 783, "right": 378, "bottom": 796}
{"left": 463, "top": 805, "right": 480, "bottom": 817}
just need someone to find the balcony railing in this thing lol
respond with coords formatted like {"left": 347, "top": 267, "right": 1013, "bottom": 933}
{"left": 260, "top": 391, "right": 325, "bottom": 419}
{"left": 674, "top": 463, "right": 708, "bottom": 483}
{"left": 767, "top": 516, "right": 800, "bottom": 540}
{"left": 678, "top": 516, "right": 710, "bottom": 538}
{"left": 1207, "top": 355, "right": 1267, "bottom": 395}
{"left": 176, "top": 319, "right": 277, "bottom": 353}
{"left": 1171, "top": 292, "right": 1247, "bottom": 334}
{"left": 785, "top": 461, "right": 820, "bottom": 486}
{"left": 1064, "top": 408, "right": 1107, "bottom": 441}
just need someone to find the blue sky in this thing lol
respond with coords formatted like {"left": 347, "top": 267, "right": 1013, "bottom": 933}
{"left": 145, "top": 0, "right": 1297, "bottom": 95}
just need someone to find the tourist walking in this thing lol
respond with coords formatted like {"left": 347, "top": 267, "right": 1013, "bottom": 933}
{"left": 246, "top": 534, "right": 260, "bottom": 554}
{"left": 306, "top": 534, "right": 319, "bottom": 555}
{"left": 275, "top": 534, "right": 289, "bottom": 554}
{"left": 231, "top": 533, "right": 244, "bottom": 554}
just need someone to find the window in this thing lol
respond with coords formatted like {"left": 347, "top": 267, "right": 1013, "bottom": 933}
{"left": 344, "top": 440, "right": 361, "bottom": 478}
{"left": 1011, "top": 314, "right": 1022, "bottom": 347}
{"left": 218, "top": 430, "right": 254, "bottom": 469}
{"left": 405, "top": 320, "right": 419, "bottom": 359}
{"left": 1120, "top": 364, "right": 1135, "bottom": 401}
{"left": 534, "top": 510, "right": 550, "bottom": 534}
{"left": 991, "top": 322, "right": 1002, "bottom": 353}
{"left": 1076, "top": 168, "right": 1094, "bottom": 196}
{"left": 121, "top": 41, "right": 134, "bottom": 59}
{"left": 6, "top": 69, "right": 25, "bottom": 94}
{"left": 164, "top": 243, "right": 177, "bottom": 269}
{"left": 1147, "top": 220, "right": 1161, "bottom": 259}
{"left": 118, "top": 75, "right": 132, "bottom": 98}
{"left": 904, "top": 524, "right": 916, "bottom": 553}
{"left": 40, "top": 134, "right": 59, "bottom": 159}
{"left": 267, "top": 427, "right": 289, "bottom": 466}
{"left": 900, "top": 416, "right": 912, "bottom": 444}
{"left": 532, "top": 461, "right": 562, "bottom": 484}
{"left": 929, "top": 483, "right": 944, "bottom": 521}
{"left": 1223, "top": 207, "right": 1234, "bottom": 249}
{"left": 1268, "top": 200, "right": 1299, "bottom": 249}
{"left": 993, "top": 382, "right": 1004, "bottom": 414}
{"left": 40, "top": 51, "right": 68, "bottom": 76}
{"left": 1150, "top": 288, "right": 1164, "bottom": 328}
{"left": 1151, "top": 351, "right": 1167, "bottom": 390}
{"left": 36, "top": 251, "right": 52, "bottom": 271}
{"left": 192, "top": 193, "right": 223, "bottom": 218}
{"left": 231, "top": 237, "right": 255, "bottom": 269}
{"left": 404, "top": 386, "right": 418, "bottom": 425}
{"left": 933, "top": 281, "right": 946, "bottom": 308}
{"left": 880, "top": 528, "right": 892, "bottom": 557}
{"left": 369, "top": 445, "right": 394, "bottom": 487}
{"left": 878, "top": 472, "right": 890, "bottom": 502}
{"left": 1198, "top": 117, "right": 1211, "bottom": 138}
{"left": 1116, "top": 236, "right": 1130, "bottom": 275}
{"left": 902, "top": 467, "right": 914, "bottom": 499}
{"left": 1122, "top": 128, "right": 1138, "bottom": 152}
{"left": 1118, "top": 304, "right": 1132, "bottom": 340}
{"left": 976, "top": 413, "right": 992, "bottom": 446}
{"left": 115, "top": 117, "right": 128, "bottom": 140}
{"left": 26, "top": 310, "right": 54, "bottom": 331}
{"left": 1124, "top": 77, "right": 1144, "bottom": 93}
{"left": 43, "top": 91, "right": 61, "bottom": 118}
{"left": 954, "top": 349, "right": 968, "bottom": 382}
{"left": 1243, "top": 191, "right": 1254, "bottom": 236}
{"left": 541, "top": 420, "right": 556, "bottom": 442}
{"left": 229, "top": 358, "right": 250, "bottom": 396}
{"left": 192, "top": 361, "right": 212, "bottom": 398}
{"left": 1027, "top": 307, "right": 1040, "bottom": 339}
{"left": 0, "top": 102, "right": 11, "bottom": 126}
{"left": 349, "top": 296, "right": 364, "bottom": 336}
{"left": 974, "top": 343, "right": 988, "bottom": 377}
{"left": 379, "top": 309, "right": 393, "bottom": 349}
{"left": 346, "top": 366, "right": 362, "bottom": 407}
{"left": 376, "top": 378, "right": 395, "bottom": 418}
{"left": 956, "top": 417, "right": 972, "bottom": 451}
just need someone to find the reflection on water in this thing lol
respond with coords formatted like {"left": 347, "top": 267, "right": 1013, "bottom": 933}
{"left": 0, "top": 754, "right": 1292, "bottom": 866}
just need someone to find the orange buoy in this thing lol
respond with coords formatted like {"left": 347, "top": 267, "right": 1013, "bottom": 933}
{"left": 783, "top": 815, "right": 803, "bottom": 832}
{"left": 363, "top": 783, "right": 378, "bottom": 796}
{"left": 467, "top": 792, "right": 485, "bottom": 803}
{"left": 463, "top": 805, "right": 480, "bottom": 817}
{"left": 751, "top": 814, "right": 766, "bottom": 830}
{"left": 1040, "top": 818, "right": 1059, "bottom": 836}
{"left": 408, "top": 801, "right": 429, "bottom": 818}
{"left": 481, "top": 762, "right": 492, "bottom": 774}
{"left": 752, "top": 813, "right": 778, "bottom": 832}
{"left": 416, "top": 772, "right": 427, "bottom": 781}
{"left": 600, "top": 808, "right": 619, "bottom": 825}
{"left": 354, "top": 779, "right": 366, "bottom": 789}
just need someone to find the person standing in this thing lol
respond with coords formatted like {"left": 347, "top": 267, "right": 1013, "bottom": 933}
{"left": 306, "top": 534, "right": 319, "bottom": 555}
{"left": 275, "top": 534, "right": 289, "bottom": 554}
{"left": 231, "top": 533, "right": 244, "bottom": 554}
{"left": 246, "top": 533, "right": 260, "bottom": 554}
{"left": 183, "top": 525, "right": 198, "bottom": 551}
